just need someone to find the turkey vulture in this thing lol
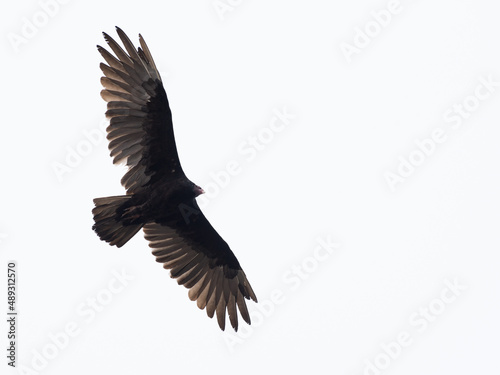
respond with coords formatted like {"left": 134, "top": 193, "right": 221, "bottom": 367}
{"left": 91, "top": 27, "right": 257, "bottom": 331}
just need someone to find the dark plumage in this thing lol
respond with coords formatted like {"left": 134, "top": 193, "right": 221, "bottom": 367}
{"left": 91, "top": 27, "right": 257, "bottom": 331}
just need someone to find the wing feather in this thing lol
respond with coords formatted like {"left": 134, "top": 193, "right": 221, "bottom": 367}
{"left": 143, "top": 200, "right": 257, "bottom": 331}
{"left": 139, "top": 34, "right": 161, "bottom": 80}
{"left": 97, "top": 28, "right": 185, "bottom": 194}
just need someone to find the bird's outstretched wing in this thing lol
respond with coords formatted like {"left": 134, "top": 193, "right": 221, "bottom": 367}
{"left": 143, "top": 199, "right": 257, "bottom": 331}
{"left": 98, "top": 27, "right": 184, "bottom": 194}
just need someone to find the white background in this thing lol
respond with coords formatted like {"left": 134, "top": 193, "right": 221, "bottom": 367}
{"left": 2, "top": 0, "right": 500, "bottom": 374}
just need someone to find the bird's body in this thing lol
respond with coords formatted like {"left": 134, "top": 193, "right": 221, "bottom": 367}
{"left": 91, "top": 27, "right": 256, "bottom": 331}
{"left": 121, "top": 179, "right": 199, "bottom": 223}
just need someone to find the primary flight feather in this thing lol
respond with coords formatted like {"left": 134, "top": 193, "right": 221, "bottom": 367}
{"left": 91, "top": 27, "right": 257, "bottom": 331}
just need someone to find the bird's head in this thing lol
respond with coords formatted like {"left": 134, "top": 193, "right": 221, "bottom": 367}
{"left": 192, "top": 183, "right": 205, "bottom": 197}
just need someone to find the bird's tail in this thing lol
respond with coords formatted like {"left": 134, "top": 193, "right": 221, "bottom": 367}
{"left": 92, "top": 195, "right": 143, "bottom": 248}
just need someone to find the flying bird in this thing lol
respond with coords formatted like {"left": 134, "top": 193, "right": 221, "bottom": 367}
{"left": 91, "top": 27, "right": 257, "bottom": 331}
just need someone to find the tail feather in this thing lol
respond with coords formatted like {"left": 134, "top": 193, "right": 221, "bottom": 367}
{"left": 92, "top": 195, "right": 143, "bottom": 247}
